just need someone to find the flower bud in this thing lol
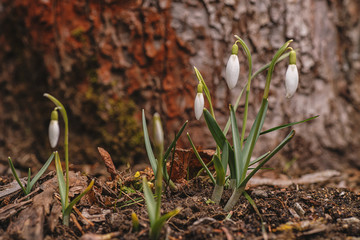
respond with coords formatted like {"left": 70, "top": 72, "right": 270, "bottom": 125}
{"left": 48, "top": 110, "right": 60, "bottom": 148}
{"left": 194, "top": 83, "right": 204, "bottom": 120}
{"left": 225, "top": 44, "right": 240, "bottom": 89}
{"left": 285, "top": 64, "right": 299, "bottom": 98}
{"left": 153, "top": 113, "right": 164, "bottom": 147}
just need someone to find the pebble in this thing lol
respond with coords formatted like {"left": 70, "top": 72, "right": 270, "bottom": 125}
{"left": 294, "top": 202, "right": 305, "bottom": 217}
{"left": 252, "top": 189, "right": 268, "bottom": 198}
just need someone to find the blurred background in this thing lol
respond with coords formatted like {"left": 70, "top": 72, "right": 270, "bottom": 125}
{"left": 1, "top": 0, "right": 359, "bottom": 177}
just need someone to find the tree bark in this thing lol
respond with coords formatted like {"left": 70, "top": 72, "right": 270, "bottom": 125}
{"left": 0, "top": 0, "right": 359, "bottom": 171}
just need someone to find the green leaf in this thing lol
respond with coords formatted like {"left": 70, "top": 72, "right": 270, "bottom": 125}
{"left": 142, "top": 177, "right": 157, "bottom": 227}
{"left": 64, "top": 179, "right": 94, "bottom": 218}
{"left": 221, "top": 142, "right": 229, "bottom": 172}
{"left": 162, "top": 120, "right": 188, "bottom": 188}
{"left": 29, "top": 152, "right": 55, "bottom": 191}
{"left": 150, "top": 208, "right": 181, "bottom": 240}
{"left": 54, "top": 151, "right": 66, "bottom": 211}
{"left": 8, "top": 157, "right": 26, "bottom": 195}
{"left": 163, "top": 120, "right": 188, "bottom": 162}
{"left": 142, "top": 109, "right": 157, "bottom": 175}
{"left": 249, "top": 151, "right": 270, "bottom": 166}
{"left": 203, "top": 109, "right": 227, "bottom": 148}
{"left": 204, "top": 108, "right": 236, "bottom": 179}
{"left": 238, "top": 99, "right": 268, "bottom": 187}
{"left": 187, "top": 133, "right": 216, "bottom": 185}
{"left": 213, "top": 155, "right": 225, "bottom": 186}
{"left": 251, "top": 51, "right": 290, "bottom": 80}
{"left": 240, "top": 130, "right": 295, "bottom": 188}
{"left": 25, "top": 168, "right": 31, "bottom": 194}
{"left": 258, "top": 115, "right": 319, "bottom": 136}
{"left": 230, "top": 105, "right": 242, "bottom": 185}
{"left": 243, "top": 191, "right": 267, "bottom": 237}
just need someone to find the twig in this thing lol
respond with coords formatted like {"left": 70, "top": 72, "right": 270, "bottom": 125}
{"left": 71, "top": 213, "right": 84, "bottom": 235}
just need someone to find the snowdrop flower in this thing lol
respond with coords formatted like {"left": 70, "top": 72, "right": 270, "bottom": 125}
{"left": 194, "top": 83, "right": 204, "bottom": 120}
{"left": 225, "top": 44, "right": 240, "bottom": 89}
{"left": 48, "top": 109, "right": 60, "bottom": 148}
{"left": 153, "top": 112, "right": 164, "bottom": 147}
{"left": 285, "top": 50, "right": 299, "bottom": 98}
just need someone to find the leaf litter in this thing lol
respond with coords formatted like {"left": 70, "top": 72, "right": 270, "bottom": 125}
{"left": 0, "top": 148, "right": 359, "bottom": 240}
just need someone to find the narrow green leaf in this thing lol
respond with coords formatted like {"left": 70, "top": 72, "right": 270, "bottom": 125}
{"left": 221, "top": 142, "right": 229, "bottom": 172}
{"left": 187, "top": 133, "right": 216, "bottom": 185}
{"left": 249, "top": 151, "right": 270, "bottom": 166}
{"left": 258, "top": 115, "right": 319, "bottom": 136}
{"left": 142, "top": 177, "right": 157, "bottom": 227}
{"left": 244, "top": 191, "right": 267, "bottom": 237}
{"left": 142, "top": 109, "right": 157, "bottom": 175}
{"left": 230, "top": 105, "right": 242, "bottom": 185}
{"left": 251, "top": 51, "right": 290, "bottom": 80}
{"left": 163, "top": 120, "right": 188, "bottom": 162}
{"left": 54, "top": 151, "right": 66, "bottom": 210}
{"left": 8, "top": 157, "right": 26, "bottom": 195}
{"left": 240, "top": 130, "right": 295, "bottom": 188}
{"left": 29, "top": 152, "right": 55, "bottom": 190}
{"left": 223, "top": 83, "right": 246, "bottom": 135}
{"left": 150, "top": 208, "right": 181, "bottom": 240}
{"left": 239, "top": 99, "right": 268, "bottom": 187}
{"left": 64, "top": 179, "right": 94, "bottom": 217}
{"left": 25, "top": 168, "right": 31, "bottom": 194}
{"left": 213, "top": 155, "right": 225, "bottom": 186}
{"left": 203, "top": 109, "right": 227, "bottom": 148}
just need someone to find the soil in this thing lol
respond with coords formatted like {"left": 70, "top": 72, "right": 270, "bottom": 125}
{"left": 1, "top": 155, "right": 360, "bottom": 240}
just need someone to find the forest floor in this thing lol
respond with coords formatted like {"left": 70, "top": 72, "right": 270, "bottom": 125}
{"left": 0, "top": 150, "right": 360, "bottom": 240}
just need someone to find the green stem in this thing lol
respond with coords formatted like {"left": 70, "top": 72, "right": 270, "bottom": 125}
{"left": 211, "top": 184, "right": 224, "bottom": 204}
{"left": 194, "top": 67, "right": 215, "bottom": 118}
{"left": 44, "top": 93, "right": 69, "bottom": 208}
{"left": 155, "top": 156, "right": 163, "bottom": 221}
{"left": 234, "top": 36, "right": 253, "bottom": 149}
{"left": 240, "top": 90, "right": 250, "bottom": 148}
{"left": 63, "top": 213, "right": 70, "bottom": 226}
{"left": 224, "top": 186, "right": 245, "bottom": 212}
{"left": 263, "top": 40, "right": 293, "bottom": 99}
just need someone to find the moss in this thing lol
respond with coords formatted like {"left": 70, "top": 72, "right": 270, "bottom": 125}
{"left": 71, "top": 27, "right": 86, "bottom": 43}
{"left": 84, "top": 79, "right": 144, "bottom": 165}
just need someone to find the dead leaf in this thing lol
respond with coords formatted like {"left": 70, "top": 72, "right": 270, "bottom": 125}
{"left": 97, "top": 147, "right": 117, "bottom": 180}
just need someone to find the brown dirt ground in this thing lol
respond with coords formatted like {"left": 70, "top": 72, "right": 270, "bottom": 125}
{"left": 0, "top": 164, "right": 360, "bottom": 240}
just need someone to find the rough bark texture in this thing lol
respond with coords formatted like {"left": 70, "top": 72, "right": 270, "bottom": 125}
{"left": 0, "top": 0, "right": 359, "bottom": 172}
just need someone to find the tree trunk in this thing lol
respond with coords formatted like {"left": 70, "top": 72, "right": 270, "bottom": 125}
{"left": 0, "top": 0, "right": 359, "bottom": 171}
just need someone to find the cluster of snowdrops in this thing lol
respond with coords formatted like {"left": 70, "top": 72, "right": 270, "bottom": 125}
{"left": 8, "top": 36, "right": 316, "bottom": 240}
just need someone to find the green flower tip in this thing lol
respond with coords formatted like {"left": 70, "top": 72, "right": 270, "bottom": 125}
{"left": 197, "top": 82, "right": 203, "bottom": 93}
{"left": 289, "top": 50, "right": 296, "bottom": 65}
{"left": 51, "top": 109, "right": 58, "bottom": 121}
{"left": 231, "top": 43, "right": 238, "bottom": 55}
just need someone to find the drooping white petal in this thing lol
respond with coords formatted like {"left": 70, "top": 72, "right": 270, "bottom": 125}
{"left": 194, "top": 93, "right": 204, "bottom": 120}
{"left": 225, "top": 54, "right": 240, "bottom": 89}
{"left": 49, "top": 120, "right": 60, "bottom": 148}
{"left": 285, "top": 64, "right": 299, "bottom": 98}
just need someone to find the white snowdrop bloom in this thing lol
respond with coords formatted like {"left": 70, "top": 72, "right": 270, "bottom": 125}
{"left": 285, "top": 64, "right": 299, "bottom": 98}
{"left": 48, "top": 110, "right": 60, "bottom": 148}
{"left": 194, "top": 92, "right": 204, "bottom": 120}
{"left": 225, "top": 54, "right": 240, "bottom": 89}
